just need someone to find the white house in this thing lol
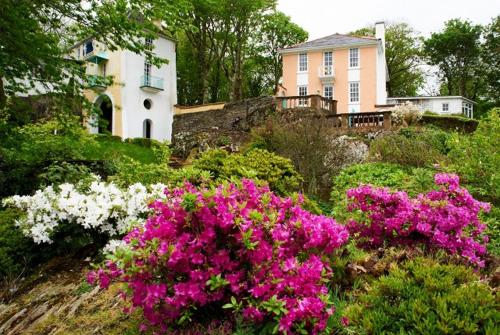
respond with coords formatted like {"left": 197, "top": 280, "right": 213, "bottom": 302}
{"left": 72, "top": 35, "right": 177, "bottom": 141}
{"left": 387, "top": 96, "right": 475, "bottom": 118}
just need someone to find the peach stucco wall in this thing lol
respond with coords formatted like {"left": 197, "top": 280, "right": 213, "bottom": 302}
{"left": 281, "top": 45, "right": 378, "bottom": 113}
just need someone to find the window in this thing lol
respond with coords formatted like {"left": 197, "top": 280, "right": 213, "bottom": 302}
{"left": 144, "top": 61, "right": 152, "bottom": 85}
{"left": 298, "top": 85, "right": 308, "bottom": 106}
{"left": 349, "top": 48, "right": 359, "bottom": 68}
{"left": 323, "top": 51, "right": 333, "bottom": 75}
{"left": 143, "top": 99, "right": 152, "bottom": 110}
{"left": 145, "top": 37, "right": 153, "bottom": 50}
{"left": 349, "top": 82, "right": 359, "bottom": 103}
{"left": 442, "top": 103, "right": 449, "bottom": 112}
{"left": 143, "top": 119, "right": 152, "bottom": 139}
{"left": 84, "top": 40, "right": 94, "bottom": 56}
{"left": 324, "top": 85, "right": 333, "bottom": 99}
{"left": 462, "top": 102, "right": 473, "bottom": 118}
{"left": 298, "top": 53, "right": 308, "bottom": 72}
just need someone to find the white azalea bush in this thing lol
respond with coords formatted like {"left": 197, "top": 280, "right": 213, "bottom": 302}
{"left": 392, "top": 102, "right": 423, "bottom": 126}
{"left": 2, "top": 175, "right": 167, "bottom": 244}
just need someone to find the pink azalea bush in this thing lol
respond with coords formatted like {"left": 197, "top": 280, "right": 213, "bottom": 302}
{"left": 88, "top": 179, "right": 349, "bottom": 334}
{"left": 346, "top": 173, "right": 490, "bottom": 267}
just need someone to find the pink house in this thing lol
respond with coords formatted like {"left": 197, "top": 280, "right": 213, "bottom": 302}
{"left": 278, "top": 22, "right": 388, "bottom": 114}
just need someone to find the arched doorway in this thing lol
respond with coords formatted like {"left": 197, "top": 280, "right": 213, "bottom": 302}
{"left": 143, "top": 119, "right": 152, "bottom": 139}
{"left": 94, "top": 95, "right": 113, "bottom": 134}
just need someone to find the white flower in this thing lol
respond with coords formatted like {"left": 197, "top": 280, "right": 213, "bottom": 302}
{"left": 3, "top": 175, "right": 168, "bottom": 244}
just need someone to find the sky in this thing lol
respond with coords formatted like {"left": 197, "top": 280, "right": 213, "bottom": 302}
{"left": 277, "top": 0, "right": 499, "bottom": 40}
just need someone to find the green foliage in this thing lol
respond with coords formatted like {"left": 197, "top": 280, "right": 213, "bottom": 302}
{"left": 330, "top": 163, "right": 435, "bottom": 221}
{"left": 351, "top": 22, "right": 424, "bottom": 96}
{"left": 193, "top": 148, "right": 302, "bottom": 195}
{"left": 38, "top": 162, "right": 95, "bottom": 188}
{"left": 344, "top": 258, "right": 500, "bottom": 334}
{"left": 369, "top": 127, "right": 451, "bottom": 167}
{"left": 0, "top": 0, "right": 190, "bottom": 113}
{"left": 0, "top": 121, "right": 99, "bottom": 197}
{"left": 420, "top": 114, "right": 479, "bottom": 132}
{"left": 424, "top": 19, "right": 483, "bottom": 99}
{"left": 447, "top": 108, "right": 500, "bottom": 203}
{"left": 0, "top": 209, "right": 37, "bottom": 279}
{"left": 252, "top": 116, "right": 349, "bottom": 200}
{"left": 176, "top": 2, "right": 305, "bottom": 103}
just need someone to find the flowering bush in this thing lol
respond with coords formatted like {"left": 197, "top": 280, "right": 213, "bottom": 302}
{"left": 3, "top": 177, "right": 167, "bottom": 244}
{"left": 392, "top": 101, "right": 423, "bottom": 126}
{"left": 88, "top": 179, "right": 349, "bottom": 334}
{"left": 346, "top": 173, "right": 490, "bottom": 267}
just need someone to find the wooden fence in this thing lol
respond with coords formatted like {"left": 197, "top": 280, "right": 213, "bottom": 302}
{"left": 275, "top": 95, "right": 392, "bottom": 131}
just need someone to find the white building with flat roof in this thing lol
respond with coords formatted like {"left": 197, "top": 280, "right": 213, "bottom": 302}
{"left": 387, "top": 96, "right": 475, "bottom": 118}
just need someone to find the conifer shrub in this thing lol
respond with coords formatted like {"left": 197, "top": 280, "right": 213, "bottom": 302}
{"left": 193, "top": 148, "right": 302, "bottom": 195}
{"left": 343, "top": 257, "right": 499, "bottom": 334}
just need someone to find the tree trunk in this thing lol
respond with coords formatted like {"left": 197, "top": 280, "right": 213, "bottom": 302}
{"left": 0, "top": 76, "right": 6, "bottom": 109}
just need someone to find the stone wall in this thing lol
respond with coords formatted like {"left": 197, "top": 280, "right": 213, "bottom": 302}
{"left": 172, "top": 96, "right": 276, "bottom": 156}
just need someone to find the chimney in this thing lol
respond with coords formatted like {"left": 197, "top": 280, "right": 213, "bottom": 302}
{"left": 375, "top": 21, "right": 386, "bottom": 49}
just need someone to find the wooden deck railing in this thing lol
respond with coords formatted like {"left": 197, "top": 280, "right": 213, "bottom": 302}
{"left": 275, "top": 95, "right": 392, "bottom": 131}
{"left": 276, "top": 95, "right": 337, "bottom": 115}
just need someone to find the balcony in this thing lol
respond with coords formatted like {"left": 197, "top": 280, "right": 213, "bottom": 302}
{"left": 86, "top": 75, "right": 109, "bottom": 91}
{"left": 318, "top": 65, "right": 335, "bottom": 83}
{"left": 140, "top": 75, "right": 164, "bottom": 92}
{"left": 83, "top": 40, "right": 108, "bottom": 64}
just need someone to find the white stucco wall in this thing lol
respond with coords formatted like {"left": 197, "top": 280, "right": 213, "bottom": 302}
{"left": 120, "top": 36, "right": 177, "bottom": 141}
{"left": 387, "top": 96, "right": 474, "bottom": 117}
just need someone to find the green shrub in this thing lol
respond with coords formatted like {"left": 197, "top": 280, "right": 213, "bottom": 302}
{"left": 124, "top": 137, "right": 162, "bottom": 148}
{"left": 250, "top": 116, "right": 350, "bottom": 199}
{"left": 0, "top": 121, "right": 99, "bottom": 197}
{"left": 420, "top": 113, "right": 479, "bottom": 132}
{"left": 330, "top": 163, "right": 435, "bottom": 221}
{"left": 369, "top": 127, "right": 450, "bottom": 167}
{"left": 447, "top": 108, "right": 500, "bottom": 204}
{"left": 38, "top": 162, "right": 96, "bottom": 188}
{"left": 193, "top": 148, "right": 302, "bottom": 195}
{"left": 0, "top": 209, "right": 40, "bottom": 279}
{"left": 343, "top": 257, "right": 500, "bottom": 334}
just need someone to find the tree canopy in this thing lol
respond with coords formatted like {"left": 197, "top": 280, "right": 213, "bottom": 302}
{"left": 351, "top": 23, "right": 424, "bottom": 97}
{"left": 0, "top": 0, "right": 190, "bottom": 113}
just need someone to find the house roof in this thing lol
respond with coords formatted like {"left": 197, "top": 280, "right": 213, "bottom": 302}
{"left": 280, "top": 34, "right": 378, "bottom": 53}
{"left": 388, "top": 96, "right": 477, "bottom": 104}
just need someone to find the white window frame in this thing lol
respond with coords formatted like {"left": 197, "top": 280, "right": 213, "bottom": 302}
{"left": 298, "top": 85, "right": 308, "bottom": 106}
{"left": 442, "top": 103, "right": 449, "bottom": 112}
{"left": 349, "top": 82, "right": 360, "bottom": 103}
{"left": 349, "top": 48, "right": 360, "bottom": 68}
{"left": 323, "top": 51, "right": 333, "bottom": 75}
{"left": 298, "top": 53, "right": 308, "bottom": 72}
{"left": 324, "top": 85, "right": 333, "bottom": 100}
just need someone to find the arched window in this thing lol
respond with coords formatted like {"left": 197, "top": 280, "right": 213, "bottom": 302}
{"left": 143, "top": 119, "right": 152, "bottom": 139}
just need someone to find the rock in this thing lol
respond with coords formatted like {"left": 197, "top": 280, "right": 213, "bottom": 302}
{"left": 0, "top": 308, "right": 27, "bottom": 334}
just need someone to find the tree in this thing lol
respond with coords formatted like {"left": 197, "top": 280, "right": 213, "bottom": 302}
{"left": 251, "top": 11, "right": 308, "bottom": 95}
{"left": 423, "top": 19, "right": 483, "bottom": 99}
{"left": 0, "top": 0, "right": 189, "bottom": 113}
{"left": 481, "top": 16, "right": 500, "bottom": 108}
{"left": 351, "top": 23, "right": 424, "bottom": 97}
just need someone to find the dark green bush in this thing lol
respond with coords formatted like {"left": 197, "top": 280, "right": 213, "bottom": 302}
{"left": 370, "top": 127, "right": 450, "bottom": 167}
{"left": 330, "top": 163, "right": 435, "bottom": 221}
{"left": 344, "top": 257, "right": 500, "bottom": 334}
{"left": 0, "top": 121, "right": 99, "bottom": 197}
{"left": 420, "top": 113, "right": 479, "bottom": 132}
{"left": 0, "top": 209, "right": 42, "bottom": 279}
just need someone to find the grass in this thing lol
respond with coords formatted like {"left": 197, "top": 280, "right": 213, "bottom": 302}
{"left": 85, "top": 136, "right": 156, "bottom": 164}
